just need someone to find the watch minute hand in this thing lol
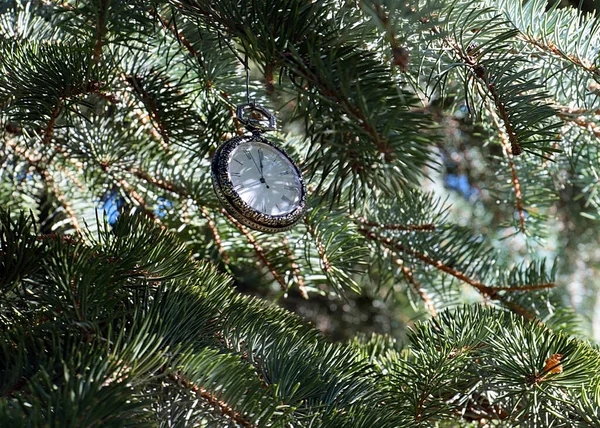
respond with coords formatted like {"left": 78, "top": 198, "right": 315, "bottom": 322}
{"left": 258, "top": 149, "right": 264, "bottom": 176}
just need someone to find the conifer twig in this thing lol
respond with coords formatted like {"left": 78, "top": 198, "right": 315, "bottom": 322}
{"left": 360, "top": 228, "right": 554, "bottom": 317}
{"left": 123, "top": 75, "right": 171, "bottom": 152}
{"left": 169, "top": 373, "right": 254, "bottom": 428}
{"left": 557, "top": 112, "right": 600, "bottom": 138}
{"left": 398, "top": 263, "right": 437, "bottom": 316}
{"left": 304, "top": 217, "right": 331, "bottom": 273}
{"left": 357, "top": 217, "right": 436, "bottom": 231}
{"left": 359, "top": 1, "right": 410, "bottom": 71}
{"left": 93, "top": 0, "right": 108, "bottom": 63}
{"left": 439, "top": 35, "right": 522, "bottom": 155}
{"left": 519, "top": 34, "right": 600, "bottom": 78}
{"left": 41, "top": 99, "right": 63, "bottom": 146}
{"left": 282, "top": 235, "right": 307, "bottom": 299}
{"left": 200, "top": 206, "right": 230, "bottom": 265}
{"left": 130, "top": 167, "right": 189, "bottom": 197}
{"left": 488, "top": 104, "right": 527, "bottom": 233}
{"left": 45, "top": 170, "right": 81, "bottom": 233}
{"left": 158, "top": 14, "right": 244, "bottom": 135}
{"left": 223, "top": 210, "right": 287, "bottom": 291}
{"left": 6, "top": 139, "right": 81, "bottom": 232}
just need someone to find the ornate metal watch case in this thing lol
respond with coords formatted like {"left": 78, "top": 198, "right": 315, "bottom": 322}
{"left": 211, "top": 104, "right": 307, "bottom": 233}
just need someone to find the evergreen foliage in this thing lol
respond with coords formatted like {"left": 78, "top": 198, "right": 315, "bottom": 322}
{"left": 2, "top": 0, "right": 600, "bottom": 426}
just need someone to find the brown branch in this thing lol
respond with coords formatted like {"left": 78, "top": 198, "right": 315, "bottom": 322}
{"left": 360, "top": 1, "right": 410, "bottom": 72}
{"left": 284, "top": 54, "right": 392, "bottom": 161}
{"left": 556, "top": 106, "right": 600, "bottom": 116}
{"left": 129, "top": 167, "right": 189, "bottom": 197}
{"left": 223, "top": 209, "right": 287, "bottom": 291}
{"left": 557, "top": 111, "right": 600, "bottom": 138}
{"left": 489, "top": 107, "right": 527, "bottom": 233}
{"left": 282, "top": 235, "right": 307, "bottom": 299}
{"left": 304, "top": 217, "right": 331, "bottom": 273}
{"left": 41, "top": 99, "right": 63, "bottom": 146}
{"left": 169, "top": 373, "right": 254, "bottom": 428}
{"left": 200, "top": 206, "right": 231, "bottom": 265}
{"left": 6, "top": 139, "right": 81, "bottom": 232}
{"left": 43, "top": 168, "right": 81, "bottom": 233}
{"left": 519, "top": 35, "right": 600, "bottom": 79}
{"left": 99, "top": 162, "right": 163, "bottom": 226}
{"left": 360, "top": 228, "right": 554, "bottom": 318}
{"left": 158, "top": 15, "right": 243, "bottom": 136}
{"left": 439, "top": 35, "right": 522, "bottom": 155}
{"left": 264, "top": 62, "right": 276, "bottom": 95}
{"left": 399, "top": 264, "right": 437, "bottom": 316}
{"left": 124, "top": 75, "right": 171, "bottom": 152}
{"left": 488, "top": 283, "right": 556, "bottom": 292}
{"left": 357, "top": 217, "right": 436, "bottom": 231}
{"left": 93, "top": 0, "right": 108, "bottom": 63}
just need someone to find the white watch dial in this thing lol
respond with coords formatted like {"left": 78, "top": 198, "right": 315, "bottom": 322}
{"left": 228, "top": 141, "right": 303, "bottom": 216}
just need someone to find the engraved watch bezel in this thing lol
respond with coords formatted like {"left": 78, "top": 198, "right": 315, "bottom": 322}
{"left": 211, "top": 133, "right": 307, "bottom": 233}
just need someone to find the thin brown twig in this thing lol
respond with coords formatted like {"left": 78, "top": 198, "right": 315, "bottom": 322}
{"left": 282, "top": 236, "right": 307, "bottom": 299}
{"left": 304, "top": 217, "right": 331, "bottom": 273}
{"left": 129, "top": 167, "right": 189, "bottom": 196}
{"left": 41, "top": 99, "right": 63, "bottom": 146}
{"left": 200, "top": 206, "right": 231, "bottom": 264}
{"left": 399, "top": 263, "right": 437, "bottom": 316}
{"left": 158, "top": 14, "right": 244, "bottom": 136}
{"left": 169, "top": 373, "right": 254, "bottom": 428}
{"left": 556, "top": 112, "right": 600, "bottom": 138}
{"left": 123, "top": 75, "right": 171, "bottom": 152}
{"left": 6, "top": 139, "right": 81, "bottom": 232}
{"left": 489, "top": 105, "right": 527, "bottom": 233}
{"left": 360, "top": 228, "right": 554, "bottom": 318}
{"left": 93, "top": 0, "right": 107, "bottom": 63}
{"left": 519, "top": 34, "right": 600, "bottom": 78}
{"left": 439, "top": 34, "right": 522, "bottom": 155}
{"left": 44, "top": 170, "right": 81, "bottom": 233}
{"left": 223, "top": 209, "right": 287, "bottom": 291}
{"left": 359, "top": 1, "right": 410, "bottom": 72}
{"left": 357, "top": 217, "right": 436, "bottom": 231}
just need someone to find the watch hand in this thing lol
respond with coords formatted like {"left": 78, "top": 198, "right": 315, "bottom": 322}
{"left": 247, "top": 151, "right": 262, "bottom": 176}
{"left": 258, "top": 148, "right": 264, "bottom": 175}
{"left": 257, "top": 148, "right": 270, "bottom": 188}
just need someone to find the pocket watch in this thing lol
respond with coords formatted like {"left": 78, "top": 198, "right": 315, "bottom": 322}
{"left": 211, "top": 104, "right": 307, "bottom": 233}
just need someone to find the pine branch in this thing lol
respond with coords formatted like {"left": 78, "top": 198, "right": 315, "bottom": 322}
{"left": 557, "top": 112, "right": 600, "bottom": 138}
{"left": 304, "top": 216, "right": 331, "bottom": 274}
{"left": 356, "top": 217, "right": 436, "bottom": 231}
{"left": 441, "top": 34, "right": 523, "bottom": 155}
{"left": 282, "top": 235, "right": 307, "bottom": 299}
{"left": 359, "top": 0, "right": 410, "bottom": 71}
{"left": 41, "top": 99, "right": 63, "bottom": 147}
{"left": 399, "top": 264, "right": 437, "bottom": 317}
{"left": 5, "top": 138, "right": 81, "bottom": 232}
{"left": 200, "top": 206, "right": 230, "bottom": 265}
{"left": 360, "top": 227, "right": 555, "bottom": 316}
{"left": 129, "top": 166, "right": 190, "bottom": 197}
{"left": 516, "top": 32, "right": 600, "bottom": 79}
{"left": 223, "top": 209, "right": 287, "bottom": 291}
{"left": 124, "top": 75, "right": 172, "bottom": 152}
{"left": 157, "top": 13, "right": 243, "bottom": 135}
{"left": 93, "top": 0, "right": 109, "bottom": 63}
{"left": 488, "top": 102, "right": 527, "bottom": 233}
{"left": 169, "top": 373, "right": 255, "bottom": 428}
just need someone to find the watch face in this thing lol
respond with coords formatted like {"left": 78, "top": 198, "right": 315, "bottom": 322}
{"left": 211, "top": 134, "right": 306, "bottom": 233}
{"left": 228, "top": 141, "right": 302, "bottom": 216}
